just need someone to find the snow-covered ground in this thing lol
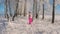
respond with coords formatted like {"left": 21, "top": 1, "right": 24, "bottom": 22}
{"left": 0, "top": 16, "right": 8, "bottom": 34}
{"left": 0, "top": 15, "right": 60, "bottom": 34}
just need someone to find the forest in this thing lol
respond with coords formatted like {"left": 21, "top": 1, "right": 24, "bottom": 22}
{"left": 0, "top": 0, "right": 60, "bottom": 34}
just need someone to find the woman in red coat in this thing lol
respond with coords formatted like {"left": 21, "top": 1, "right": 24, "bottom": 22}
{"left": 28, "top": 12, "right": 33, "bottom": 24}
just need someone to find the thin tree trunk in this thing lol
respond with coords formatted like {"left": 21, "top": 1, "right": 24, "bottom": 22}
{"left": 8, "top": 0, "right": 12, "bottom": 17}
{"left": 20, "top": 1, "right": 22, "bottom": 16}
{"left": 35, "top": 0, "right": 38, "bottom": 19}
{"left": 42, "top": 0, "right": 44, "bottom": 20}
{"left": 33, "top": 0, "right": 36, "bottom": 18}
{"left": 32, "top": 0, "right": 36, "bottom": 21}
{"left": 52, "top": 0, "right": 55, "bottom": 23}
{"left": 24, "top": 0, "right": 27, "bottom": 16}
{"left": 42, "top": 4, "right": 44, "bottom": 19}
{"left": 5, "top": 0, "right": 7, "bottom": 18}
{"left": 5, "top": 0, "right": 9, "bottom": 20}
{"left": 32, "top": 0, "right": 35, "bottom": 19}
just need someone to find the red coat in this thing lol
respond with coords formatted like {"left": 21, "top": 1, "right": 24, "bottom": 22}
{"left": 29, "top": 15, "right": 33, "bottom": 24}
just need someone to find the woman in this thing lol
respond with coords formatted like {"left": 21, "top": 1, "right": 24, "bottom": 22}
{"left": 28, "top": 12, "right": 33, "bottom": 24}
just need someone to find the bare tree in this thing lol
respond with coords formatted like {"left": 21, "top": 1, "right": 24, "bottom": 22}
{"left": 5, "top": 0, "right": 9, "bottom": 20}
{"left": 33, "top": 0, "right": 35, "bottom": 20}
{"left": 5, "top": 0, "right": 7, "bottom": 18}
{"left": 8, "top": 0, "right": 12, "bottom": 17}
{"left": 52, "top": 0, "right": 55, "bottom": 23}
{"left": 24, "top": 0, "right": 27, "bottom": 16}
{"left": 33, "top": 0, "right": 36, "bottom": 18}
{"left": 12, "top": 0, "right": 19, "bottom": 21}
{"left": 19, "top": 0, "right": 22, "bottom": 16}
{"left": 42, "top": 0, "right": 44, "bottom": 20}
{"left": 32, "top": 0, "right": 38, "bottom": 21}
{"left": 35, "top": 0, "right": 38, "bottom": 19}
{"left": 36, "top": 0, "right": 40, "bottom": 19}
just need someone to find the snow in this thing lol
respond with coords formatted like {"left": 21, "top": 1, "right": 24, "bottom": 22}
{"left": 0, "top": 15, "right": 60, "bottom": 34}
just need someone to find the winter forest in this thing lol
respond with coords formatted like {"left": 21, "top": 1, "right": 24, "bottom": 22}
{"left": 0, "top": 0, "right": 60, "bottom": 34}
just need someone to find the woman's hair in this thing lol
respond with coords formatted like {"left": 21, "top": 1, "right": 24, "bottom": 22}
{"left": 29, "top": 12, "right": 31, "bottom": 14}
{"left": 29, "top": 12, "right": 31, "bottom": 16}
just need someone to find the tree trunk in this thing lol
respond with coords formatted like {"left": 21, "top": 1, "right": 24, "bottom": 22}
{"left": 24, "top": 0, "right": 27, "bottom": 16}
{"left": 5, "top": 0, "right": 7, "bottom": 18}
{"left": 32, "top": 0, "right": 35, "bottom": 20}
{"left": 42, "top": 0, "right": 44, "bottom": 20}
{"left": 19, "top": 1, "right": 22, "bottom": 16}
{"left": 42, "top": 4, "right": 44, "bottom": 19}
{"left": 12, "top": 0, "right": 19, "bottom": 21}
{"left": 35, "top": 0, "right": 38, "bottom": 19}
{"left": 8, "top": 0, "right": 12, "bottom": 17}
{"left": 52, "top": 0, "right": 55, "bottom": 23}
{"left": 33, "top": 0, "right": 36, "bottom": 18}
{"left": 5, "top": 0, "right": 9, "bottom": 20}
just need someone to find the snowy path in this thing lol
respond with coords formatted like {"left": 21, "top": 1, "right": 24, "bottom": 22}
{"left": 0, "top": 15, "right": 60, "bottom": 34}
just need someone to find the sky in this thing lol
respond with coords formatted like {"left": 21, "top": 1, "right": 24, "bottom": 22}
{"left": 0, "top": 0, "right": 5, "bottom": 16}
{"left": 49, "top": 0, "right": 60, "bottom": 14}
{"left": 0, "top": 0, "right": 60, "bottom": 16}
